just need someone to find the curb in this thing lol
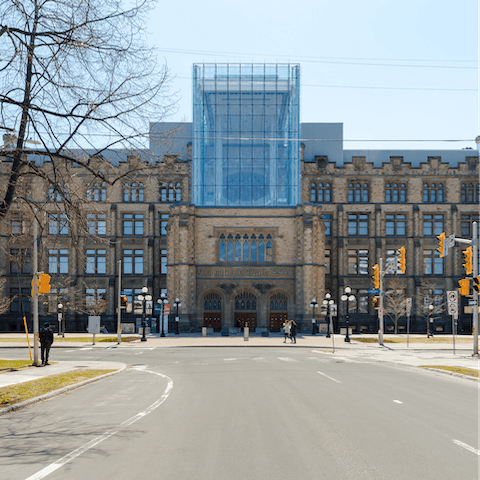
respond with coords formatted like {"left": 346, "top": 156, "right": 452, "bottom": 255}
{"left": 420, "top": 367, "right": 479, "bottom": 382}
{"left": 0, "top": 364, "right": 127, "bottom": 416}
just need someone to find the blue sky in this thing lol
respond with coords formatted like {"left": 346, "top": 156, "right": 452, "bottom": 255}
{"left": 146, "top": 0, "right": 478, "bottom": 151}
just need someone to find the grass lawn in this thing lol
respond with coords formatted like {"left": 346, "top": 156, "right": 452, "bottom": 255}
{"left": 419, "top": 365, "right": 479, "bottom": 378}
{"left": 0, "top": 359, "right": 36, "bottom": 373}
{"left": 0, "top": 369, "right": 116, "bottom": 407}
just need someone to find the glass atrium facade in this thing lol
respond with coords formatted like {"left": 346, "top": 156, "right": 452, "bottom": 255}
{"left": 192, "top": 63, "right": 300, "bottom": 206}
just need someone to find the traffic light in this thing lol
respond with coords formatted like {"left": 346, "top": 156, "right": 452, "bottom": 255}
{"left": 436, "top": 232, "right": 446, "bottom": 258}
{"left": 398, "top": 246, "right": 406, "bottom": 274}
{"left": 38, "top": 273, "right": 51, "bottom": 294}
{"left": 463, "top": 246, "right": 473, "bottom": 275}
{"left": 473, "top": 277, "right": 480, "bottom": 293}
{"left": 372, "top": 264, "right": 380, "bottom": 289}
{"left": 121, "top": 295, "right": 128, "bottom": 308}
{"left": 372, "top": 296, "right": 379, "bottom": 309}
{"left": 458, "top": 278, "right": 470, "bottom": 296}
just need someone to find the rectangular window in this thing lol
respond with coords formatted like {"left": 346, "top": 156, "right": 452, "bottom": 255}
{"left": 86, "top": 249, "right": 107, "bottom": 274}
{"left": 123, "top": 249, "right": 143, "bottom": 274}
{"left": 48, "top": 249, "right": 69, "bottom": 274}
{"left": 423, "top": 214, "right": 444, "bottom": 236}
{"left": 461, "top": 214, "right": 479, "bottom": 238}
{"left": 348, "top": 214, "right": 369, "bottom": 236}
{"left": 323, "top": 214, "right": 332, "bottom": 236}
{"left": 123, "top": 214, "right": 144, "bottom": 235}
{"left": 325, "top": 249, "right": 330, "bottom": 274}
{"left": 85, "top": 288, "right": 106, "bottom": 312}
{"left": 161, "top": 249, "right": 167, "bottom": 274}
{"left": 385, "top": 214, "right": 406, "bottom": 236}
{"left": 86, "top": 214, "right": 107, "bottom": 235}
{"left": 348, "top": 249, "right": 369, "bottom": 275}
{"left": 10, "top": 288, "right": 31, "bottom": 313}
{"left": 48, "top": 213, "right": 69, "bottom": 235}
{"left": 11, "top": 215, "right": 29, "bottom": 235}
{"left": 161, "top": 214, "right": 169, "bottom": 236}
{"left": 423, "top": 249, "right": 443, "bottom": 275}
{"left": 10, "top": 249, "right": 31, "bottom": 274}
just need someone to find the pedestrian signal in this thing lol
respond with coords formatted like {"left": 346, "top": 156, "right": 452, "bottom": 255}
{"left": 436, "top": 232, "right": 446, "bottom": 258}
{"left": 473, "top": 277, "right": 480, "bottom": 293}
{"left": 121, "top": 295, "right": 128, "bottom": 308}
{"left": 458, "top": 278, "right": 470, "bottom": 296}
{"left": 372, "top": 296, "right": 379, "bottom": 309}
{"left": 372, "top": 264, "right": 380, "bottom": 289}
{"left": 463, "top": 246, "right": 473, "bottom": 275}
{"left": 398, "top": 246, "right": 406, "bottom": 274}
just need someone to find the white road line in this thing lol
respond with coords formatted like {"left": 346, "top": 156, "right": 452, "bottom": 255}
{"left": 278, "top": 357, "right": 297, "bottom": 362}
{"left": 317, "top": 371, "right": 341, "bottom": 383}
{"left": 64, "top": 350, "right": 75, "bottom": 353}
{"left": 25, "top": 369, "right": 173, "bottom": 480}
{"left": 79, "top": 347, "right": 93, "bottom": 351}
{"left": 453, "top": 439, "right": 480, "bottom": 455}
{"left": 224, "top": 358, "right": 237, "bottom": 361}
{"left": 393, "top": 400, "right": 403, "bottom": 404}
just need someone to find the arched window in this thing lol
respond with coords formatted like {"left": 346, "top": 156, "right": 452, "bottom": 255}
{"left": 270, "top": 293, "right": 288, "bottom": 311}
{"left": 87, "top": 182, "right": 106, "bottom": 202}
{"left": 219, "top": 241, "right": 226, "bottom": 262}
{"left": 175, "top": 182, "right": 182, "bottom": 202}
{"left": 423, "top": 182, "right": 444, "bottom": 203}
{"left": 310, "top": 183, "right": 316, "bottom": 202}
{"left": 234, "top": 292, "right": 257, "bottom": 311}
{"left": 243, "top": 241, "right": 249, "bottom": 262}
{"left": 204, "top": 293, "right": 221, "bottom": 311}
{"left": 235, "top": 241, "right": 241, "bottom": 261}
{"left": 348, "top": 182, "right": 369, "bottom": 203}
{"left": 160, "top": 184, "right": 167, "bottom": 202}
{"left": 227, "top": 241, "right": 233, "bottom": 262}
{"left": 266, "top": 241, "right": 272, "bottom": 262}
{"left": 258, "top": 242, "right": 265, "bottom": 262}
{"left": 168, "top": 183, "right": 174, "bottom": 202}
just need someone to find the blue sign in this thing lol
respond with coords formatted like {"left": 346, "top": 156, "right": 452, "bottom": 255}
{"left": 154, "top": 305, "right": 161, "bottom": 315}
{"left": 367, "top": 289, "right": 380, "bottom": 294}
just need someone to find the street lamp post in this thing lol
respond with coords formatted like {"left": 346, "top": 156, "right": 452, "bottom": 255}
{"left": 323, "top": 293, "right": 334, "bottom": 338}
{"left": 173, "top": 298, "right": 181, "bottom": 335}
{"left": 341, "top": 287, "right": 355, "bottom": 343}
{"left": 57, "top": 303, "right": 63, "bottom": 337}
{"left": 138, "top": 286, "right": 152, "bottom": 342}
{"left": 157, "top": 292, "right": 168, "bottom": 337}
{"left": 428, "top": 304, "right": 434, "bottom": 338}
{"left": 309, "top": 299, "right": 318, "bottom": 335}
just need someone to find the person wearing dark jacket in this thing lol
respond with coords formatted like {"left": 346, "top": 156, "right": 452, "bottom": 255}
{"left": 40, "top": 322, "right": 54, "bottom": 365}
{"left": 290, "top": 321, "right": 297, "bottom": 344}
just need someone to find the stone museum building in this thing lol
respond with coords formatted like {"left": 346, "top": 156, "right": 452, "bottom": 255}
{"left": 0, "top": 63, "right": 478, "bottom": 334}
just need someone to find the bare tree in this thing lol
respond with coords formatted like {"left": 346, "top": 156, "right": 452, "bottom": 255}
{"left": 0, "top": 0, "right": 176, "bottom": 220}
{"left": 415, "top": 282, "right": 447, "bottom": 336}
{"left": 384, "top": 276, "right": 408, "bottom": 334}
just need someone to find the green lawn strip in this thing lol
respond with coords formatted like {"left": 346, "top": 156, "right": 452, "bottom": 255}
{"left": 419, "top": 365, "right": 479, "bottom": 378}
{"left": 0, "top": 359, "right": 36, "bottom": 373}
{"left": 0, "top": 336, "right": 139, "bottom": 343}
{"left": 0, "top": 369, "right": 116, "bottom": 407}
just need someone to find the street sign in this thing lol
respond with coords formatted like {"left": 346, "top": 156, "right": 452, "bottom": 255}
{"left": 447, "top": 290, "right": 459, "bottom": 316}
{"left": 406, "top": 297, "right": 412, "bottom": 316}
{"left": 164, "top": 304, "right": 170, "bottom": 315}
{"left": 367, "top": 289, "right": 380, "bottom": 294}
{"left": 468, "top": 299, "right": 477, "bottom": 306}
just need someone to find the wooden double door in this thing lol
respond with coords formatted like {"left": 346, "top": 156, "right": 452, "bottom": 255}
{"left": 270, "top": 312, "right": 288, "bottom": 332}
{"left": 234, "top": 312, "right": 257, "bottom": 331}
{"left": 203, "top": 313, "right": 222, "bottom": 332}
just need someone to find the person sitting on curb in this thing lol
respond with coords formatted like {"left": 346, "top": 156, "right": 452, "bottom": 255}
{"left": 39, "top": 321, "right": 54, "bottom": 366}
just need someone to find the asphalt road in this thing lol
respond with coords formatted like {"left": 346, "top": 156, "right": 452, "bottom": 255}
{"left": 0, "top": 346, "right": 478, "bottom": 480}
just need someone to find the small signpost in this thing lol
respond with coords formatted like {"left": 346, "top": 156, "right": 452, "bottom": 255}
{"left": 447, "top": 291, "right": 459, "bottom": 354}
{"left": 406, "top": 298, "right": 412, "bottom": 347}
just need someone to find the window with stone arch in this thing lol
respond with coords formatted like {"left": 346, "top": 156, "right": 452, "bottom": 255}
{"left": 311, "top": 182, "right": 331, "bottom": 203}
{"left": 204, "top": 293, "right": 222, "bottom": 311}
{"left": 461, "top": 183, "right": 479, "bottom": 203}
{"left": 218, "top": 232, "right": 274, "bottom": 263}
{"left": 423, "top": 182, "right": 444, "bottom": 203}
{"left": 270, "top": 293, "right": 288, "bottom": 311}
{"left": 348, "top": 182, "right": 369, "bottom": 203}
{"left": 234, "top": 292, "right": 257, "bottom": 311}
{"left": 385, "top": 183, "right": 406, "bottom": 203}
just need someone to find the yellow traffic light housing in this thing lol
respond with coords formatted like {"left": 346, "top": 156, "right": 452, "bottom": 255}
{"left": 372, "top": 296, "right": 379, "bottom": 309}
{"left": 473, "top": 277, "right": 480, "bottom": 293}
{"left": 372, "top": 264, "right": 380, "bottom": 289}
{"left": 398, "top": 246, "right": 406, "bottom": 274}
{"left": 463, "top": 246, "right": 473, "bottom": 275}
{"left": 121, "top": 295, "right": 128, "bottom": 308}
{"left": 436, "top": 232, "right": 446, "bottom": 258}
{"left": 38, "top": 273, "right": 51, "bottom": 294}
{"left": 458, "top": 278, "right": 470, "bottom": 296}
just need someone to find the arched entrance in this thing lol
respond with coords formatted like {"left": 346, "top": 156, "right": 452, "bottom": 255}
{"left": 203, "top": 293, "right": 222, "bottom": 332}
{"left": 234, "top": 292, "right": 257, "bottom": 330}
{"left": 269, "top": 293, "right": 288, "bottom": 332}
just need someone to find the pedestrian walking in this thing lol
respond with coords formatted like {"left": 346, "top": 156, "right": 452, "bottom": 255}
{"left": 290, "top": 321, "right": 297, "bottom": 344}
{"left": 39, "top": 321, "right": 54, "bottom": 366}
{"left": 283, "top": 320, "right": 291, "bottom": 343}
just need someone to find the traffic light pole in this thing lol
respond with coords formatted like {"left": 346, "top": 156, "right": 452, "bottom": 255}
{"left": 472, "top": 223, "right": 478, "bottom": 356}
{"left": 117, "top": 260, "right": 122, "bottom": 345}
{"left": 378, "top": 257, "right": 384, "bottom": 346}
{"left": 33, "top": 217, "right": 39, "bottom": 366}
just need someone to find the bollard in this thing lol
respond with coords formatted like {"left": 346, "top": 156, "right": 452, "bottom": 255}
{"left": 244, "top": 326, "right": 249, "bottom": 341}
{"left": 202, "top": 326, "right": 207, "bottom": 337}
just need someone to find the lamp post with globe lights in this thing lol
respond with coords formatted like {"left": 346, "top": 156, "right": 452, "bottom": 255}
{"left": 322, "top": 293, "right": 335, "bottom": 338}
{"left": 341, "top": 287, "right": 355, "bottom": 343}
{"left": 157, "top": 292, "right": 168, "bottom": 337}
{"left": 137, "top": 286, "right": 152, "bottom": 342}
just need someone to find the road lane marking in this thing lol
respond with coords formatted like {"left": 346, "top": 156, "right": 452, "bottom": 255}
{"left": 25, "top": 369, "right": 173, "bottom": 480}
{"left": 79, "top": 347, "right": 93, "bottom": 351}
{"left": 317, "top": 371, "right": 341, "bottom": 383}
{"left": 453, "top": 439, "right": 480, "bottom": 455}
{"left": 278, "top": 357, "right": 297, "bottom": 362}
{"left": 224, "top": 358, "right": 237, "bottom": 361}
{"left": 393, "top": 400, "right": 403, "bottom": 404}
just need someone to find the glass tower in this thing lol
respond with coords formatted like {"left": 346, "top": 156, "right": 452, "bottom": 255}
{"left": 192, "top": 63, "right": 300, "bottom": 206}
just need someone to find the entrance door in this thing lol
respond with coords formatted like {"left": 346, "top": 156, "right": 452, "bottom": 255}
{"left": 203, "top": 313, "right": 222, "bottom": 332}
{"left": 270, "top": 312, "right": 287, "bottom": 332}
{"left": 203, "top": 293, "right": 222, "bottom": 332}
{"left": 234, "top": 312, "right": 257, "bottom": 330}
